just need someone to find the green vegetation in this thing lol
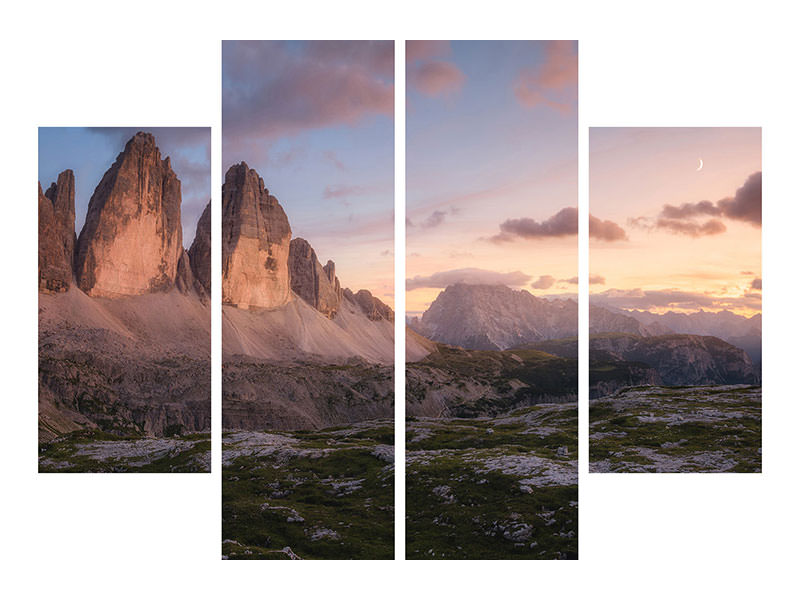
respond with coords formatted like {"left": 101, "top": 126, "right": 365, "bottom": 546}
{"left": 222, "top": 420, "right": 394, "bottom": 560}
{"left": 38, "top": 430, "right": 211, "bottom": 473}
{"left": 406, "top": 404, "right": 577, "bottom": 560}
{"left": 590, "top": 385, "right": 761, "bottom": 473}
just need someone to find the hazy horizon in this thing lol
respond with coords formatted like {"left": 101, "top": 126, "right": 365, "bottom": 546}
{"left": 590, "top": 127, "right": 762, "bottom": 318}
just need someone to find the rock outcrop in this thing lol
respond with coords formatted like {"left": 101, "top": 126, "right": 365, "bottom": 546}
{"left": 222, "top": 163, "right": 292, "bottom": 309}
{"left": 589, "top": 333, "right": 759, "bottom": 387}
{"left": 75, "top": 132, "right": 183, "bottom": 297}
{"left": 288, "top": 238, "right": 342, "bottom": 318}
{"left": 410, "top": 283, "right": 576, "bottom": 350}
{"left": 175, "top": 249, "right": 197, "bottom": 295}
{"left": 188, "top": 201, "right": 211, "bottom": 296}
{"left": 345, "top": 288, "right": 394, "bottom": 322}
{"left": 38, "top": 170, "right": 76, "bottom": 293}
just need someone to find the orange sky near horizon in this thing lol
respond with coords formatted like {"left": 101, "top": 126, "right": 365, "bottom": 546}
{"left": 590, "top": 127, "right": 762, "bottom": 317}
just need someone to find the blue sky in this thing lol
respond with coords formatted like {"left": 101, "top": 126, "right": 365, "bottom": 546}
{"left": 38, "top": 127, "right": 210, "bottom": 247}
{"left": 406, "top": 41, "right": 578, "bottom": 315}
{"left": 222, "top": 41, "right": 395, "bottom": 303}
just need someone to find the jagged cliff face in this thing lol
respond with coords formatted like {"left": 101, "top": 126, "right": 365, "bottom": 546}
{"left": 590, "top": 333, "right": 758, "bottom": 387}
{"left": 288, "top": 238, "right": 342, "bottom": 318}
{"left": 345, "top": 288, "right": 394, "bottom": 322}
{"left": 75, "top": 132, "right": 183, "bottom": 297}
{"left": 222, "top": 163, "right": 292, "bottom": 309}
{"left": 38, "top": 170, "right": 76, "bottom": 293}
{"left": 188, "top": 201, "right": 211, "bottom": 296}
{"left": 411, "top": 283, "right": 576, "bottom": 350}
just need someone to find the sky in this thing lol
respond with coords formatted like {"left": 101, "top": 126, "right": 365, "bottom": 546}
{"left": 38, "top": 127, "right": 210, "bottom": 248}
{"left": 406, "top": 41, "right": 578, "bottom": 317}
{"left": 590, "top": 127, "right": 762, "bottom": 317}
{"left": 222, "top": 40, "right": 395, "bottom": 306}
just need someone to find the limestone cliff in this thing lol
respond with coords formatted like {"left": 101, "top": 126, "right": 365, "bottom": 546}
{"left": 288, "top": 237, "right": 342, "bottom": 318}
{"left": 38, "top": 169, "right": 76, "bottom": 293}
{"left": 188, "top": 201, "right": 211, "bottom": 296}
{"left": 75, "top": 132, "right": 183, "bottom": 297}
{"left": 221, "top": 163, "right": 291, "bottom": 309}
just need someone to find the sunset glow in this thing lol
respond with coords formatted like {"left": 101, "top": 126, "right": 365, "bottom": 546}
{"left": 590, "top": 127, "right": 762, "bottom": 317}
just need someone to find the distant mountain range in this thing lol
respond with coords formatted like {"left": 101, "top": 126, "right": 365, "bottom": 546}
{"left": 591, "top": 304, "right": 761, "bottom": 363}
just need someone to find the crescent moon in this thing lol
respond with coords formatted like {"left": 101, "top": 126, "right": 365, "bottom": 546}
{"left": 696, "top": 158, "right": 704, "bottom": 171}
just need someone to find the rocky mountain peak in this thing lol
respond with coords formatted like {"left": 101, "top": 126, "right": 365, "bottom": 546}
{"left": 38, "top": 170, "right": 77, "bottom": 293}
{"left": 75, "top": 132, "right": 183, "bottom": 297}
{"left": 344, "top": 288, "right": 394, "bottom": 322}
{"left": 221, "top": 162, "right": 292, "bottom": 309}
{"left": 188, "top": 201, "right": 211, "bottom": 296}
{"left": 411, "top": 283, "right": 576, "bottom": 350}
{"left": 289, "top": 237, "right": 342, "bottom": 319}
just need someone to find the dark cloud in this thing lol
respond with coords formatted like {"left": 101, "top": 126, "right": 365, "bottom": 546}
{"left": 491, "top": 207, "right": 578, "bottom": 242}
{"left": 654, "top": 217, "right": 727, "bottom": 237}
{"left": 718, "top": 171, "right": 761, "bottom": 226}
{"left": 406, "top": 268, "right": 531, "bottom": 291}
{"left": 563, "top": 276, "right": 579, "bottom": 285}
{"left": 531, "top": 275, "right": 556, "bottom": 289}
{"left": 222, "top": 41, "right": 393, "bottom": 153}
{"left": 589, "top": 214, "right": 628, "bottom": 241}
{"left": 591, "top": 288, "right": 762, "bottom": 312}
{"left": 751, "top": 278, "right": 762, "bottom": 290}
{"left": 639, "top": 171, "right": 762, "bottom": 237}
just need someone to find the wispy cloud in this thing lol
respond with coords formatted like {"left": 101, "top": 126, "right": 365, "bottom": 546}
{"left": 513, "top": 41, "right": 577, "bottom": 113}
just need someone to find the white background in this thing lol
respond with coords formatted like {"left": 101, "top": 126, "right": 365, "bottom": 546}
{"left": 1, "top": 1, "right": 797, "bottom": 597}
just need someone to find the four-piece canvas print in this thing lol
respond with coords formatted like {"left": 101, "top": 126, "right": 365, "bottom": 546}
{"left": 37, "top": 42, "right": 763, "bottom": 559}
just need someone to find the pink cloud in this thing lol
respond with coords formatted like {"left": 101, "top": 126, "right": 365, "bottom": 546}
{"left": 513, "top": 40, "right": 577, "bottom": 112}
{"left": 223, "top": 41, "right": 393, "bottom": 151}
{"left": 406, "top": 40, "right": 451, "bottom": 62}
{"left": 410, "top": 60, "right": 465, "bottom": 97}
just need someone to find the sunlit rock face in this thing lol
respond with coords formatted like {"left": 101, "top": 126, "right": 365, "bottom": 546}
{"left": 289, "top": 237, "right": 342, "bottom": 319}
{"left": 76, "top": 132, "right": 183, "bottom": 297}
{"left": 221, "top": 162, "right": 292, "bottom": 309}
{"left": 38, "top": 169, "right": 76, "bottom": 293}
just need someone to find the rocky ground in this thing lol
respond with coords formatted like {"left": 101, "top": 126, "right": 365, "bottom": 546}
{"left": 39, "top": 431, "right": 210, "bottom": 472}
{"left": 406, "top": 403, "right": 577, "bottom": 559}
{"left": 590, "top": 385, "right": 761, "bottom": 473}
{"left": 222, "top": 419, "right": 394, "bottom": 559}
